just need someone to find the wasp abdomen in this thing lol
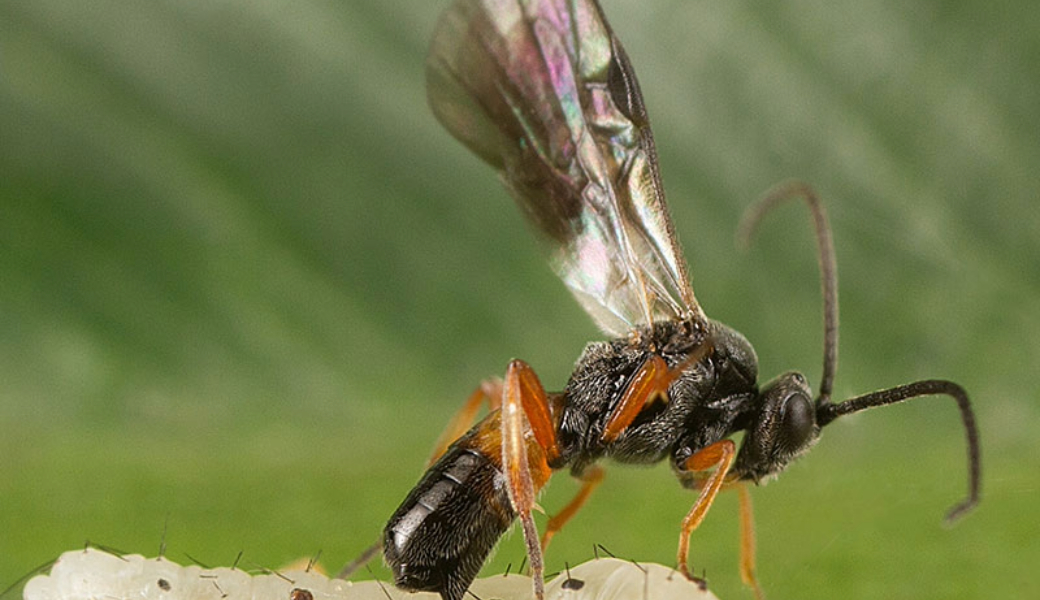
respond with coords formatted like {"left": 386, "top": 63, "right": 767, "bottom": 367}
{"left": 383, "top": 444, "right": 515, "bottom": 600}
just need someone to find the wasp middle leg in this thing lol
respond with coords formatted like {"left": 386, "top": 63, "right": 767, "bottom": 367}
{"left": 539, "top": 464, "right": 605, "bottom": 551}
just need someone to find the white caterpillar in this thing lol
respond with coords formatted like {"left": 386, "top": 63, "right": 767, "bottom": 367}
{"left": 23, "top": 548, "right": 717, "bottom": 600}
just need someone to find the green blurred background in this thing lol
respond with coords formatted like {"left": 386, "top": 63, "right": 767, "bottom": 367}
{"left": 1, "top": 1, "right": 1037, "bottom": 598}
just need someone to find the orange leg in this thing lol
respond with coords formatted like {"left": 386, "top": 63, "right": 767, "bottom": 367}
{"left": 738, "top": 484, "right": 765, "bottom": 600}
{"left": 602, "top": 346, "right": 712, "bottom": 443}
{"left": 500, "top": 359, "right": 561, "bottom": 600}
{"left": 676, "top": 439, "right": 736, "bottom": 582}
{"left": 601, "top": 356, "right": 670, "bottom": 442}
{"left": 428, "top": 378, "right": 503, "bottom": 465}
{"left": 540, "top": 465, "right": 605, "bottom": 551}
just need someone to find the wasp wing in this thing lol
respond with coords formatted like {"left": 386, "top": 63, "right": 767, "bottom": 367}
{"left": 427, "top": 0, "right": 706, "bottom": 336}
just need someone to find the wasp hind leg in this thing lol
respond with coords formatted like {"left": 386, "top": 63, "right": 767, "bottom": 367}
{"left": 500, "top": 359, "right": 562, "bottom": 600}
{"left": 428, "top": 377, "right": 504, "bottom": 464}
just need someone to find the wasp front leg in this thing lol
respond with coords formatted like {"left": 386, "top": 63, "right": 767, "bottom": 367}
{"left": 675, "top": 439, "right": 737, "bottom": 585}
{"left": 499, "top": 359, "right": 562, "bottom": 600}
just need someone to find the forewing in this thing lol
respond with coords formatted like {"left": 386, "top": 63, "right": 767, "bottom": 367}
{"left": 427, "top": 0, "right": 705, "bottom": 336}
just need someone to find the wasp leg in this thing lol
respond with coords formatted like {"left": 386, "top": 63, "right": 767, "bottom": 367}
{"left": 738, "top": 484, "right": 765, "bottom": 600}
{"left": 676, "top": 439, "right": 737, "bottom": 584}
{"left": 501, "top": 359, "right": 561, "bottom": 600}
{"left": 428, "top": 378, "right": 504, "bottom": 464}
{"left": 602, "top": 345, "right": 712, "bottom": 443}
{"left": 540, "top": 465, "right": 605, "bottom": 551}
{"left": 601, "top": 355, "right": 670, "bottom": 442}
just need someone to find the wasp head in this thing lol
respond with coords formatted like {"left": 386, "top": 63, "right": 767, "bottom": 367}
{"left": 733, "top": 371, "right": 820, "bottom": 483}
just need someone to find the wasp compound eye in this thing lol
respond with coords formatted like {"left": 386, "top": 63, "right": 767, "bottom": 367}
{"left": 777, "top": 392, "right": 815, "bottom": 455}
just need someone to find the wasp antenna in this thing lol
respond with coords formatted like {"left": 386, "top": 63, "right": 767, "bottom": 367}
{"left": 817, "top": 379, "right": 981, "bottom": 522}
{"left": 738, "top": 180, "right": 839, "bottom": 404}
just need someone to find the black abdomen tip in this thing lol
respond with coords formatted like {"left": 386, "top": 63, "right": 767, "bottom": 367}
{"left": 384, "top": 446, "right": 515, "bottom": 600}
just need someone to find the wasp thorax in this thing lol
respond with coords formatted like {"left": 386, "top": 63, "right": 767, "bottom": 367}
{"left": 734, "top": 371, "right": 820, "bottom": 483}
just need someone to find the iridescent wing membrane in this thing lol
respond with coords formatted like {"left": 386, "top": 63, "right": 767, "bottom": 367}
{"left": 427, "top": 0, "right": 706, "bottom": 336}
